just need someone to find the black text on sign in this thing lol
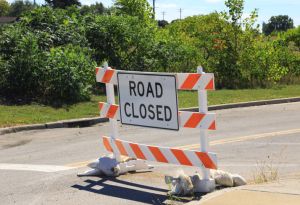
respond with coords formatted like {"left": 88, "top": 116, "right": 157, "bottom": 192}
{"left": 117, "top": 73, "right": 179, "bottom": 130}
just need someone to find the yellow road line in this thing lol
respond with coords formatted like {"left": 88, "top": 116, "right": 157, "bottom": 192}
{"left": 65, "top": 160, "right": 94, "bottom": 168}
{"left": 65, "top": 128, "right": 300, "bottom": 168}
{"left": 177, "top": 128, "right": 300, "bottom": 150}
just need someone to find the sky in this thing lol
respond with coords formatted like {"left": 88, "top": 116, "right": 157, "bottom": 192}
{"left": 7, "top": 0, "right": 300, "bottom": 26}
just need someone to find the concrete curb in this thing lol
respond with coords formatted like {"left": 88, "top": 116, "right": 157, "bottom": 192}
{"left": 0, "top": 117, "right": 108, "bottom": 135}
{"left": 1, "top": 97, "right": 300, "bottom": 135}
{"left": 182, "top": 97, "right": 300, "bottom": 112}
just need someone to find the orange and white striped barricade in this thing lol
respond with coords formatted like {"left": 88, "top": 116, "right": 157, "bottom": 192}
{"left": 95, "top": 64, "right": 217, "bottom": 192}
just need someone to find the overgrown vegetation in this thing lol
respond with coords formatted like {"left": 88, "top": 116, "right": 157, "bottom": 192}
{"left": 0, "top": 0, "right": 299, "bottom": 106}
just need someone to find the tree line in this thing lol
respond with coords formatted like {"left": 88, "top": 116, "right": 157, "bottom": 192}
{"left": 0, "top": 0, "right": 299, "bottom": 106}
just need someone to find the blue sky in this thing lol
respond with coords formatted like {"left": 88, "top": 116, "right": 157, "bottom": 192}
{"left": 7, "top": 0, "right": 300, "bottom": 26}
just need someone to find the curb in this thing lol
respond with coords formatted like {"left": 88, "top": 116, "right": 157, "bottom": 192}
{"left": 0, "top": 117, "right": 108, "bottom": 135}
{"left": 1, "top": 97, "right": 300, "bottom": 135}
{"left": 181, "top": 97, "right": 300, "bottom": 112}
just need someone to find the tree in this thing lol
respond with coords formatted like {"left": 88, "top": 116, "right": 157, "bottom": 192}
{"left": 45, "top": 0, "right": 81, "bottom": 9}
{"left": 80, "top": 2, "right": 106, "bottom": 15}
{"left": 0, "top": 0, "right": 10, "bottom": 16}
{"left": 85, "top": 15, "right": 157, "bottom": 71}
{"left": 114, "top": 0, "right": 152, "bottom": 21}
{"left": 157, "top": 20, "right": 168, "bottom": 28}
{"left": 263, "top": 15, "right": 294, "bottom": 35}
{"left": 8, "top": 0, "right": 35, "bottom": 17}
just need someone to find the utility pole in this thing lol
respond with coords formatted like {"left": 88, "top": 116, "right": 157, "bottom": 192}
{"left": 179, "top": 8, "right": 183, "bottom": 20}
{"left": 152, "top": 0, "right": 156, "bottom": 19}
{"left": 162, "top": 11, "right": 166, "bottom": 21}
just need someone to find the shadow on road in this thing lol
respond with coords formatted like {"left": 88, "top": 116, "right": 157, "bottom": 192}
{"left": 72, "top": 177, "right": 173, "bottom": 204}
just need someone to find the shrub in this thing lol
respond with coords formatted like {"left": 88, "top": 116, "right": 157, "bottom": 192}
{"left": 20, "top": 6, "right": 87, "bottom": 49}
{"left": 42, "top": 45, "right": 96, "bottom": 105}
{"left": 85, "top": 14, "right": 157, "bottom": 71}
{"left": 0, "top": 28, "right": 46, "bottom": 102}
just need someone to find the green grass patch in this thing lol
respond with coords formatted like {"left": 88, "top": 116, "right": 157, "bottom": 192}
{"left": 1, "top": 85, "right": 300, "bottom": 128}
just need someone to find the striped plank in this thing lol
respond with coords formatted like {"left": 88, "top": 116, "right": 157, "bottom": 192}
{"left": 95, "top": 67, "right": 214, "bottom": 90}
{"left": 102, "top": 136, "right": 217, "bottom": 169}
{"left": 98, "top": 102, "right": 216, "bottom": 130}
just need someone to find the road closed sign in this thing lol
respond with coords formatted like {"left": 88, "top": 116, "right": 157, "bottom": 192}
{"left": 117, "top": 72, "right": 179, "bottom": 130}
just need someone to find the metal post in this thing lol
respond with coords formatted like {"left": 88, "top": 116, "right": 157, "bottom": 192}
{"left": 152, "top": 0, "right": 156, "bottom": 19}
{"left": 196, "top": 66, "right": 215, "bottom": 192}
{"left": 104, "top": 62, "right": 121, "bottom": 162}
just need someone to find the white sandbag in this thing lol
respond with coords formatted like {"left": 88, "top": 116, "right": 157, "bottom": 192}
{"left": 166, "top": 173, "right": 194, "bottom": 196}
{"left": 232, "top": 174, "right": 247, "bottom": 186}
{"left": 87, "top": 160, "right": 100, "bottom": 169}
{"left": 213, "top": 170, "right": 234, "bottom": 187}
{"left": 78, "top": 155, "right": 152, "bottom": 177}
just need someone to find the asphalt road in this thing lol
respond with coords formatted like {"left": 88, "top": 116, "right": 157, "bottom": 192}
{"left": 1, "top": 102, "right": 300, "bottom": 205}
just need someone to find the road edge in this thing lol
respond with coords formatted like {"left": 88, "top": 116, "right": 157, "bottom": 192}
{"left": 1, "top": 97, "right": 300, "bottom": 135}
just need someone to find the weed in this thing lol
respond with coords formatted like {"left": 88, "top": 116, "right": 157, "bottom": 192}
{"left": 252, "top": 158, "right": 279, "bottom": 184}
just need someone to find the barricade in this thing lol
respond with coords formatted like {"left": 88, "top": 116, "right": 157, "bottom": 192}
{"left": 95, "top": 63, "right": 217, "bottom": 192}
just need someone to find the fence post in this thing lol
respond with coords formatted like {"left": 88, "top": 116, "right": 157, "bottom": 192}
{"left": 104, "top": 62, "right": 121, "bottom": 162}
{"left": 197, "top": 66, "right": 215, "bottom": 192}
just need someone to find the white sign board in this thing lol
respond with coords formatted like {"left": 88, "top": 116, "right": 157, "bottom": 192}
{"left": 117, "top": 72, "right": 179, "bottom": 130}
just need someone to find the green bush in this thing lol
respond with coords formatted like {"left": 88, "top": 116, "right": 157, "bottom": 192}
{"left": 20, "top": 6, "right": 87, "bottom": 49}
{"left": 84, "top": 14, "right": 157, "bottom": 71}
{"left": 42, "top": 46, "right": 96, "bottom": 105}
{"left": 0, "top": 27, "right": 46, "bottom": 102}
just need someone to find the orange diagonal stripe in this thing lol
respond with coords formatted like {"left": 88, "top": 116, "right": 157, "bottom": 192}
{"left": 171, "top": 149, "right": 193, "bottom": 166}
{"left": 103, "top": 136, "right": 113, "bottom": 152}
{"left": 180, "top": 74, "right": 201, "bottom": 90}
{"left": 107, "top": 105, "right": 118, "bottom": 118}
{"left": 102, "top": 70, "right": 115, "bottom": 83}
{"left": 205, "top": 78, "right": 214, "bottom": 90}
{"left": 208, "top": 121, "right": 216, "bottom": 130}
{"left": 115, "top": 140, "right": 128, "bottom": 156}
{"left": 98, "top": 102, "right": 104, "bottom": 111}
{"left": 184, "top": 113, "right": 205, "bottom": 128}
{"left": 129, "top": 143, "right": 146, "bottom": 160}
{"left": 95, "top": 67, "right": 99, "bottom": 75}
{"left": 148, "top": 146, "right": 168, "bottom": 163}
{"left": 195, "top": 152, "right": 217, "bottom": 169}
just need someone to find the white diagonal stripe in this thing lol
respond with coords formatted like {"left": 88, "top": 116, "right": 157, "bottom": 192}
{"left": 179, "top": 111, "right": 190, "bottom": 126}
{"left": 160, "top": 148, "right": 179, "bottom": 165}
{"left": 176, "top": 73, "right": 188, "bottom": 88}
{"left": 99, "top": 103, "right": 109, "bottom": 117}
{"left": 122, "top": 141, "right": 136, "bottom": 159}
{"left": 198, "top": 114, "right": 215, "bottom": 129}
{"left": 96, "top": 67, "right": 105, "bottom": 82}
{"left": 184, "top": 151, "right": 204, "bottom": 168}
{"left": 208, "top": 152, "right": 218, "bottom": 166}
{"left": 196, "top": 73, "right": 211, "bottom": 90}
{"left": 139, "top": 145, "right": 156, "bottom": 162}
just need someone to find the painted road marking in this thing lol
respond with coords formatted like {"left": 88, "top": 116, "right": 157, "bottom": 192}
{"left": 177, "top": 128, "right": 300, "bottom": 150}
{"left": 65, "top": 160, "right": 94, "bottom": 168}
{"left": 3, "top": 129, "right": 297, "bottom": 172}
{"left": 0, "top": 163, "right": 74, "bottom": 173}
{"left": 64, "top": 128, "right": 300, "bottom": 169}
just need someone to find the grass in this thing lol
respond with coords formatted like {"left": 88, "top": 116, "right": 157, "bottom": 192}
{"left": 180, "top": 84, "right": 300, "bottom": 108}
{"left": 0, "top": 84, "right": 300, "bottom": 128}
